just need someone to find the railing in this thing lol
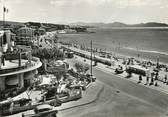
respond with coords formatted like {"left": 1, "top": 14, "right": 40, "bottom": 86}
{"left": 0, "top": 57, "right": 41, "bottom": 75}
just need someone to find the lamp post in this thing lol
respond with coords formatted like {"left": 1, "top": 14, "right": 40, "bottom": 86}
{"left": 90, "top": 40, "right": 93, "bottom": 76}
{"left": 156, "top": 56, "right": 159, "bottom": 69}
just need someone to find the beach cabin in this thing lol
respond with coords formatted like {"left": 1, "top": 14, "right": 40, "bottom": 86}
{"left": 126, "top": 65, "right": 150, "bottom": 76}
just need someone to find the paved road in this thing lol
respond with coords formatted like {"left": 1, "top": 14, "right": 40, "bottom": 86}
{"left": 61, "top": 56, "right": 168, "bottom": 117}
{"left": 58, "top": 67, "right": 168, "bottom": 117}
{"left": 93, "top": 68, "right": 168, "bottom": 110}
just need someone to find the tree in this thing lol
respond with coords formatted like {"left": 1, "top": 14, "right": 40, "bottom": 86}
{"left": 32, "top": 47, "right": 64, "bottom": 60}
{"left": 74, "top": 62, "right": 89, "bottom": 73}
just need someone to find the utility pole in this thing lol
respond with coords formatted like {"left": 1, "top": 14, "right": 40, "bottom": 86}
{"left": 3, "top": 7, "right": 5, "bottom": 28}
{"left": 90, "top": 40, "right": 93, "bottom": 76}
{"left": 156, "top": 56, "right": 159, "bottom": 69}
{"left": 3, "top": 5, "right": 8, "bottom": 29}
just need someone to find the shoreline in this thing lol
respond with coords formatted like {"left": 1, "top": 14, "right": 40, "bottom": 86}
{"left": 59, "top": 39, "right": 168, "bottom": 64}
{"left": 60, "top": 43, "right": 168, "bottom": 67}
{"left": 58, "top": 27, "right": 168, "bottom": 64}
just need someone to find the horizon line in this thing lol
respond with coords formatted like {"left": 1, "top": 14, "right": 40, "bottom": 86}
{"left": 1, "top": 20, "right": 168, "bottom": 26}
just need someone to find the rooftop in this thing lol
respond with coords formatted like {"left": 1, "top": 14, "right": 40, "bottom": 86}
{"left": 1, "top": 59, "right": 28, "bottom": 70}
{"left": 0, "top": 57, "right": 42, "bottom": 77}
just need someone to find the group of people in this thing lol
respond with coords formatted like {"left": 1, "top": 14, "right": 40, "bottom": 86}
{"left": 138, "top": 72, "right": 168, "bottom": 87}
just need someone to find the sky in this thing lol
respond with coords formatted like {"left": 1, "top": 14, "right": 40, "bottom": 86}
{"left": 0, "top": 0, "right": 168, "bottom": 24}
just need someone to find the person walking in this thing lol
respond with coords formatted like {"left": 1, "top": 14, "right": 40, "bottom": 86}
{"left": 164, "top": 75, "right": 167, "bottom": 84}
{"left": 43, "top": 95, "right": 46, "bottom": 102}
{"left": 154, "top": 72, "right": 159, "bottom": 86}
{"left": 138, "top": 75, "right": 142, "bottom": 84}
{"left": 155, "top": 72, "right": 159, "bottom": 80}
{"left": 149, "top": 72, "right": 154, "bottom": 86}
{"left": 9, "top": 100, "right": 14, "bottom": 115}
{"left": 150, "top": 77, "right": 154, "bottom": 86}
{"left": 145, "top": 76, "right": 149, "bottom": 85}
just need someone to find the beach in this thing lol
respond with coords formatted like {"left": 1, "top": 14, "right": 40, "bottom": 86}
{"left": 58, "top": 27, "right": 168, "bottom": 63}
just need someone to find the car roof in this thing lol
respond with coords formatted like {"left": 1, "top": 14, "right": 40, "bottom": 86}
{"left": 36, "top": 104, "right": 52, "bottom": 110}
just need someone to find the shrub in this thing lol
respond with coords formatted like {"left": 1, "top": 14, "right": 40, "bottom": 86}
{"left": 74, "top": 62, "right": 89, "bottom": 73}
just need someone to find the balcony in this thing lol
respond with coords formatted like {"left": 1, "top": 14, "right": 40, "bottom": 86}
{"left": 0, "top": 57, "right": 42, "bottom": 77}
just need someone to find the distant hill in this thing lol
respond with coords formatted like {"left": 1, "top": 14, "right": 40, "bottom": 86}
{"left": 1, "top": 20, "right": 168, "bottom": 29}
{"left": 0, "top": 21, "right": 23, "bottom": 26}
{"left": 71, "top": 22, "right": 168, "bottom": 27}
{"left": 131, "top": 22, "right": 168, "bottom": 27}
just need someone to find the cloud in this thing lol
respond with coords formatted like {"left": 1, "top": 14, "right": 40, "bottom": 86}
{"left": 49, "top": 0, "right": 111, "bottom": 6}
{"left": 5, "top": 0, "right": 23, "bottom": 4}
{"left": 49, "top": 0, "right": 168, "bottom": 9}
{"left": 50, "top": 0, "right": 66, "bottom": 6}
{"left": 113, "top": 0, "right": 163, "bottom": 8}
{"left": 38, "top": 8, "right": 48, "bottom": 12}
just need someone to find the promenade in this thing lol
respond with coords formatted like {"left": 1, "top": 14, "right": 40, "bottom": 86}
{"left": 62, "top": 44, "right": 168, "bottom": 95}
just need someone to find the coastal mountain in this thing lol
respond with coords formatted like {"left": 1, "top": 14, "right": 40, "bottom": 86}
{"left": 1, "top": 20, "right": 168, "bottom": 28}
{"left": 71, "top": 22, "right": 168, "bottom": 27}
{"left": 131, "top": 22, "right": 168, "bottom": 27}
{"left": 70, "top": 22, "right": 126, "bottom": 27}
{"left": 0, "top": 21, "right": 87, "bottom": 32}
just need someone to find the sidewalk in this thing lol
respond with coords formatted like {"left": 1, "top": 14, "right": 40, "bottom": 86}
{"left": 56, "top": 81, "right": 103, "bottom": 111}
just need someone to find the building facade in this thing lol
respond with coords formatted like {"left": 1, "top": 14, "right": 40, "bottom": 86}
{"left": 0, "top": 30, "right": 42, "bottom": 94}
{"left": 16, "top": 26, "right": 35, "bottom": 46}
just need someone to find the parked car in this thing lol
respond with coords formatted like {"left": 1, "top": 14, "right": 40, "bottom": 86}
{"left": 115, "top": 65, "right": 124, "bottom": 74}
{"left": 86, "top": 74, "right": 96, "bottom": 82}
{"left": 22, "top": 104, "right": 57, "bottom": 117}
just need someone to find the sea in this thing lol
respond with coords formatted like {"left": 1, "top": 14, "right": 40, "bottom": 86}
{"left": 58, "top": 27, "right": 168, "bottom": 64}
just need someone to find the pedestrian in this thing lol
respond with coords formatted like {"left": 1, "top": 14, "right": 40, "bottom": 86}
{"left": 150, "top": 77, "right": 154, "bottom": 86}
{"left": 138, "top": 75, "right": 142, "bottom": 84}
{"left": 155, "top": 72, "right": 159, "bottom": 80}
{"left": 145, "top": 76, "right": 149, "bottom": 85}
{"left": 43, "top": 95, "right": 46, "bottom": 102}
{"left": 9, "top": 100, "right": 14, "bottom": 115}
{"left": 155, "top": 80, "right": 159, "bottom": 86}
{"left": 22, "top": 113, "right": 25, "bottom": 117}
{"left": 164, "top": 75, "right": 167, "bottom": 83}
{"left": 151, "top": 72, "right": 154, "bottom": 79}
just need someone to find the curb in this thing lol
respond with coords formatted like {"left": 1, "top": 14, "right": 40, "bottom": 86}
{"left": 58, "top": 84, "right": 104, "bottom": 111}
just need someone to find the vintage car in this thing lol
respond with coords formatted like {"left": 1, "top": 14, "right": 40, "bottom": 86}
{"left": 39, "top": 85, "right": 82, "bottom": 104}
{"left": 86, "top": 74, "right": 96, "bottom": 82}
{"left": 115, "top": 65, "right": 124, "bottom": 74}
{"left": 0, "top": 98, "right": 60, "bottom": 116}
{"left": 58, "top": 86, "right": 82, "bottom": 103}
{"left": 22, "top": 104, "right": 57, "bottom": 117}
